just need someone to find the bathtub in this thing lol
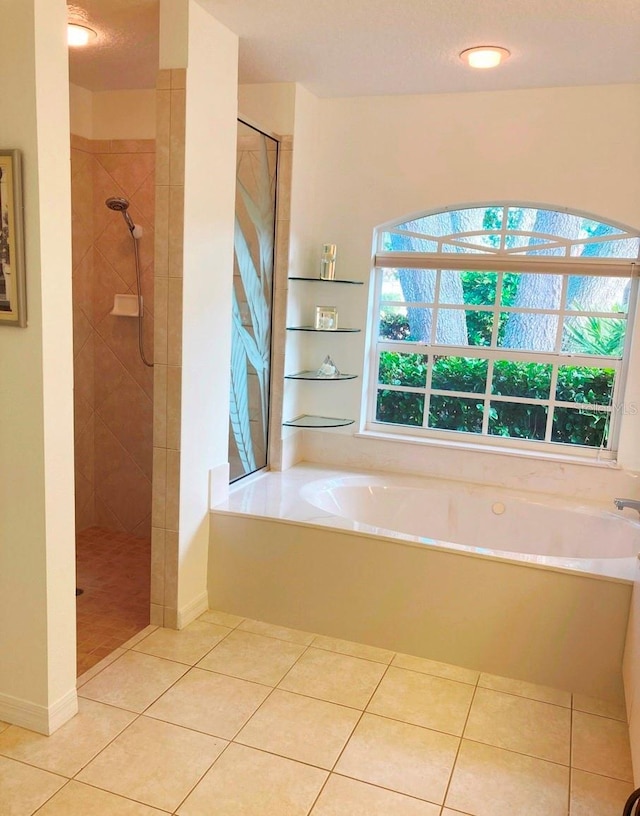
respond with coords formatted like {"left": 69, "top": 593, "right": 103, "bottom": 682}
{"left": 209, "top": 464, "right": 637, "bottom": 700}
{"left": 300, "top": 474, "right": 639, "bottom": 576}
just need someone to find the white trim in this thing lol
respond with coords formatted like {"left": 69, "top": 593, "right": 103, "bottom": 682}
{"left": 177, "top": 590, "right": 209, "bottom": 629}
{"left": 0, "top": 687, "right": 77, "bottom": 736}
{"left": 376, "top": 252, "right": 637, "bottom": 277}
{"left": 366, "top": 419, "right": 617, "bottom": 461}
{"left": 356, "top": 428, "right": 620, "bottom": 468}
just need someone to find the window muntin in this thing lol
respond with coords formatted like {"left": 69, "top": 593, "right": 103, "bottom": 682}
{"left": 381, "top": 205, "right": 640, "bottom": 258}
{"left": 370, "top": 205, "right": 639, "bottom": 456}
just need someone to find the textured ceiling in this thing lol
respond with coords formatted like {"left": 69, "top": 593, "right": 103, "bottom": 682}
{"left": 69, "top": 0, "right": 640, "bottom": 96}
{"left": 67, "top": 0, "right": 159, "bottom": 91}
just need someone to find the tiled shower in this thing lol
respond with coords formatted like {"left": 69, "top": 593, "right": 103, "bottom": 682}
{"left": 71, "top": 133, "right": 155, "bottom": 673}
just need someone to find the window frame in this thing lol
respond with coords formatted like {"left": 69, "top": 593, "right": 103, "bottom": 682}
{"left": 366, "top": 209, "right": 640, "bottom": 461}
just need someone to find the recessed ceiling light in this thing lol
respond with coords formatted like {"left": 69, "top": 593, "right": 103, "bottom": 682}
{"left": 68, "top": 23, "right": 97, "bottom": 47}
{"left": 460, "top": 46, "right": 510, "bottom": 69}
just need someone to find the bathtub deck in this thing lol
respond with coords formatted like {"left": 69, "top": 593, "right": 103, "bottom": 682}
{"left": 218, "top": 463, "right": 637, "bottom": 582}
{"left": 31, "top": 610, "right": 630, "bottom": 816}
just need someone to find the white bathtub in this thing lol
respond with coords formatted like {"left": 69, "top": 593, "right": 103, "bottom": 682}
{"left": 300, "top": 474, "right": 639, "bottom": 577}
{"left": 209, "top": 464, "right": 637, "bottom": 699}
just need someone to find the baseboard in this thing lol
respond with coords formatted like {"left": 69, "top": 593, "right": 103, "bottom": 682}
{"left": 177, "top": 590, "right": 209, "bottom": 629}
{"left": 0, "top": 686, "right": 77, "bottom": 735}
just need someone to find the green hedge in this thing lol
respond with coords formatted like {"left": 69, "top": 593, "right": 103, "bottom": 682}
{"left": 376, "top": 351, "right": 614, "bottom": 447}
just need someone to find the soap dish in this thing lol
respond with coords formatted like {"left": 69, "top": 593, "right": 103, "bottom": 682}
{"left": 110, "top": 294, "right": 140, "bottom": 317}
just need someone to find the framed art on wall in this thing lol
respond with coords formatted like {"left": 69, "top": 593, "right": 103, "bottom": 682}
{"left": 0, "top": 150, "right": 26, "bottom": 327}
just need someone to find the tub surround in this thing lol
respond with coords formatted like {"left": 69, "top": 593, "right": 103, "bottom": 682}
{"left": 298, "top": 429, "right": 640, "bottom": 505}
{"left": 209, "top": 465, "right": 632, "bottom": 702}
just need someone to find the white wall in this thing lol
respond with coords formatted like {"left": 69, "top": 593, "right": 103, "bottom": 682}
{"left": 178, "top": 2, "right": 238, "bottom": 620}
{"left": 280, "top": 85, "right": 321, "bottom": 435}
{"left": 286, "top": 84, "right": 640, "bottom": 499}
{"left": 0, "top": 0, "right": 76, "bottom": 734}
{"left": 238, "top": 83, "right": 296, "bottom": 136}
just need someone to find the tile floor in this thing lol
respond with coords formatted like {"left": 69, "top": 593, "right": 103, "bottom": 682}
{"left": 76, "top": 527, "right": 150, "bottom": 676}
{"left": 0, "top": 611, "right": 635, "bottom": 816}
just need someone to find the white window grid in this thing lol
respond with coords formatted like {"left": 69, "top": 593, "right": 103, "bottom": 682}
{"left": 368, "top": 266, "right": 637, "bottom": 456}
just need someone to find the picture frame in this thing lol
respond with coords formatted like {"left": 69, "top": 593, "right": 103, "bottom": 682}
{"left": 314, "top": 305, "right": 338, "bottom": 331}
{"left": 0, "top": 150, "right": 26, "bottom": 327}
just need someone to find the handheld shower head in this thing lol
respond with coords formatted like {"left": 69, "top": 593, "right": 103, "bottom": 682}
{"left": 105, "top": 196, "right": 136, "bottom": 233}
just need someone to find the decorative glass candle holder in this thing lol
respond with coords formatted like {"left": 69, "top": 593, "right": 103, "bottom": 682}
{"left": 319, "top": 243, "right": 337, "bottom": 280}
{"left": 314, "top": 305, "right": 338, "bottom": 330}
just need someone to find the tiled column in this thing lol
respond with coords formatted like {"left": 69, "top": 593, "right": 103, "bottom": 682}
{"left": 151, "top": 68, "right": 185, "bottom": 627}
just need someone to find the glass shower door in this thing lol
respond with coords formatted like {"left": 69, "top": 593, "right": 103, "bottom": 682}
{"left": 228, "top": 121, "right": 278, "bottom": 481}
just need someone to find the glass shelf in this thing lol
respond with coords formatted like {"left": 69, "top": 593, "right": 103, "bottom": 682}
{"left": 283, "top": 414, "right": 355, "bottom": 428}
{"left": 288, "top": 277, "right": 363, "bottom": 285}
{"left": 286, "top": 326, "right": 361, "bottom": 333}
{"left": 285, "top": 371, "right": 357, "bottom": 381}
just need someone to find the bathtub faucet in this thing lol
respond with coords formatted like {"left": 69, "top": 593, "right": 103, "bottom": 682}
{"left": 614, "top": 498, "right": 640, "bottom": 516}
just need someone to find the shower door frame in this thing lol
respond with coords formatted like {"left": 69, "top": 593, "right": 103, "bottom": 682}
{"left": 229, "top": 117, "right": 289, "bottom": 481}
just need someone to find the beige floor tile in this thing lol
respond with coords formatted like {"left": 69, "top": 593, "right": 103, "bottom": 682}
{"left": 335, "top": 713, "right": 459, "bottom": 803}
{"left": 573, "top": 693, "right": 627, "bottom": 722}
{"left": 36, "top": 780, "right": 167, "bottom": 815}
{"left": 572, "top": 710, "right": 633, "bottom": 781}
{"left": 79, "top": 650, "right": 188, "bottom": 712}
{"left": 570, "top": 768, "right": 634, "bottom": 816}
{"left": 441, "top": 811, "right": 473, "bottom": 815}
{"left": 238, "top": 618, "right": 315, "bottom": 645}
{"left": 132, "top": 620, "right": 231, "bottom": 664}
{"left": 311, "top": 774, "right": 440, "bottom": 815}
{"left": 478, "top": 673, "right": 571, "bottom": 707}
{"left": 445, "top": 740, "right": 569, "bottom": 816}
{"left": 464, "top": 687, "right": 571, "bottom": 764}
{"left": 199, "top": 609, "right": 245, "bottom": 628}
{"left": 279, "top": 648, "right": 387, "bottom": 709}
{"left": 367, "top": 667, "right": 474, "bottom": 736}
{"left": 237, "top": 689, "right": 361, "bottom": 769}
{"left": 77, "top": 716, "right": 226, "bottom": 812}
{"left": 311, "top": 635, "right": 394, "bottom": 664}
{"left": 120, "top": 625, "right": 159, "bottom": 650}
{"left": 146, "top": 667, "right": 270, "bottom": 738}
{"left": 197, "top": 630, "right": 306, "bottom": 685}
{"left": 177, "top": 743, "right": 327, "bottom": 816}
{"left": 393, "top": 654, "right": 478, "bottom": 685}
{"left": 76, "top": 648, "right": 127, "bottom": 689}
{"left": 0, "top": 721, "right": 8, "bottom": 735}
{"left": 0, "top": 755, "right": 66, "bottom": 816}
{"left": 0, "top": 699, "right": 135, "bottom": 777}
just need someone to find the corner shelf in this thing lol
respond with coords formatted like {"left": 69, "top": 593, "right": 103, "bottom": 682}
{"left": 289, "top": 277, "right": 363, "bottom": 285}
{"left": 285, "top": 371, "right": 357, "bottom": 381}
{"left": 284, "top": 275, "right": 361, "bottom": 431}
{"left": 283, "top": 415, "right": 355, "bottom": 428}
{"left": 286, "top": 326, "right": 361, "bottom": 333}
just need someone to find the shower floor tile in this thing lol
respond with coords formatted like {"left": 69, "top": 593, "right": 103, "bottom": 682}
{"left": 76, "top": 526, "right": 150, "bottom": 676}
{"left": 4, "top": 610, "right": 633, "bottom": 816}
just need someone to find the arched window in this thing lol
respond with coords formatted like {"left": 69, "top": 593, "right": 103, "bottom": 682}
{"left": 369, "top": 204, "right": 640, "bottom": 457}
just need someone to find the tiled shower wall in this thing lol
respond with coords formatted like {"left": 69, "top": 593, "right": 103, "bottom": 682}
{"left": 71, "top": 134, "right": 155, "bottom": 538}
{"left": 150, "top": 68, "right": 186, "bottom": 627}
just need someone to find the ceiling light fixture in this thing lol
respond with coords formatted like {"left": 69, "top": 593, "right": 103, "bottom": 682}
{"left": 460, "top": 46, "right": 510, "bottom": 69}
{"left": 67, "top": 23, "right": 97, "bottom": 47}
